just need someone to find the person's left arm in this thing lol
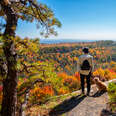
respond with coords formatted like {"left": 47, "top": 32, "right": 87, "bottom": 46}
{"left": 91, "top": 56, "right": 94, "bottom": 73}
{"left": 77, "top": 57, "right": 81, "bottom": 73}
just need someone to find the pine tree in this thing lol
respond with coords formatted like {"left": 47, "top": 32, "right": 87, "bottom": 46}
{"left": 0, "top": 0, "right": 61, "bottom": 115}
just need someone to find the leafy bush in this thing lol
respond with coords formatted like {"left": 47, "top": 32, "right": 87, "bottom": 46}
{"left": 108, "top": 82, "right": 116, "bottom": 112}
{"left": 58, "top": 72, "right": 80, "bottom": 93}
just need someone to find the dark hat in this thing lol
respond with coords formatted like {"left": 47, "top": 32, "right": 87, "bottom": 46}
{"left": 82, "top": 47, "right": 89, "bottom": 53}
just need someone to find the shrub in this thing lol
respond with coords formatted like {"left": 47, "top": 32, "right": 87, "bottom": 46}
{"left": 108, "top": 82, "right": 116, "bottom": 112}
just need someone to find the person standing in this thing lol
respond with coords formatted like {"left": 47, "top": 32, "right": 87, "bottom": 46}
{"left": 77, "top": 47, "right": 94, "bottom": 96}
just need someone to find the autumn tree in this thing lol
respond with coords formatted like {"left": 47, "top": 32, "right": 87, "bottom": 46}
{"left": 0, "top": 0, "right": 61, "bottom": 116}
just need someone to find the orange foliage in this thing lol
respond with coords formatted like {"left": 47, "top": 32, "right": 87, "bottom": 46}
{"left": 74, "top": 72, "right": 80, "bottom": 82}
{"left": 30, "top": 85, "right": 54, "bottom": 100}
{"left": 58, "top": 72, "right": 80, "bottom": 93}
{"left": 59, "top": 88, "right": 69, "bottom": 95}
{"left": 0, "top": 86, "right": 2, "bottom": 104}
{"left": 57, "top": 72, "right": 68, "bottom": 79}
{"left": 43, "top": 85, "right": 54, "bottom": 96}
{"left": 93, "top": 68, "right": 116, "bottom": 81}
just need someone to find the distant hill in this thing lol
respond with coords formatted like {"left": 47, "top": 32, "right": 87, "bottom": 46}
{"left": 39, "top": 39, "right": 96, "bottom": 44}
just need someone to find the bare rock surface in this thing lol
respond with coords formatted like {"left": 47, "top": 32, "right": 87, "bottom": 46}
{"left": 49, "top": 79, "right": 116, "bottom": 116}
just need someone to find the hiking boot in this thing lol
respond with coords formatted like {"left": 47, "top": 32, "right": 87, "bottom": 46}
{"left": 86, "top": 92, "right": 90, "bottom": 96}
{"left": 81, "top": 91, "right": 85, "bottom": 95}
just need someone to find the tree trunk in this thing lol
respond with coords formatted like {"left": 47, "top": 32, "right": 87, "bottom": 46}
{"left": 18, "top": 93, "right": 29, "bottom": 116}
{"left": 1, "top": 2, "right": 18, "bottom": 116}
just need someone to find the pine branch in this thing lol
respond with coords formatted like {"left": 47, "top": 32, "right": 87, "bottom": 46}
{"left": 18, "top": 78, "right": 44, "bottom": 97}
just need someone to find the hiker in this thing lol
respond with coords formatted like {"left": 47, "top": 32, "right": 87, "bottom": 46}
{"left": 77, "top": 47, "right": 94, "bottom": 96}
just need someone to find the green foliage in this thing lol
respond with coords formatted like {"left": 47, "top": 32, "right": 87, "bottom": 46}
{"left": 108, "top": 82, "right": 116, "bottom": 102}
{"left": 0, "top": 0, "right": 62, "bottom": 115}
{"left": 0, "top": 36, "right": 64, "bottom": 111}
{"left": 108, "top": 82, "right": 116, "bottom": 112}
{"left": 0, "top": 0, "right": 61, "bottom": 37}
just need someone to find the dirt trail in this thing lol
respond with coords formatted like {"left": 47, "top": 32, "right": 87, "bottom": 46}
{"left": 49, "top": 79, "right": 116, "bottom": 116}
{"left": 66, "top": 89, "right": 108, "bottom": 116}
{"left": 49, "top": 86, "right": 108, "bottom": 116}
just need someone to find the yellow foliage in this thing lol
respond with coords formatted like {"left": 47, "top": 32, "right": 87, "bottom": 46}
{"left": 59, "top": 88, "right": 69, "bottom": 95}
{"left": 93, "top": 68, "right": 116, "bottom": 81}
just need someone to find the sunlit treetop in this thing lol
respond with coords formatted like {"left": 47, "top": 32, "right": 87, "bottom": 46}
{"left": 0, "top": 0, "right": 61, "bottom": 37}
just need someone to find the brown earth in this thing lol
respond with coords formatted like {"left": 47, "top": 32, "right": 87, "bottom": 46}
{"left": 49, "top": 86, "right": 108, "bottom": 116}
{"left": 48, "top": 79, "right": 116, "bottom": 116}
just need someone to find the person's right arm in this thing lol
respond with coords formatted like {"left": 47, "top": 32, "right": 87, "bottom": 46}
{"left": 77, "top": 57, "right": 81, "bottom": 73}
{"left": 91, "top": 56, "right": 94, "bottom": 74}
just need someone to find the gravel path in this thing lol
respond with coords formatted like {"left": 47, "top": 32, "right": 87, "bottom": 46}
{"left": 49, "top": 86, "right": 108, "bottom": 116}
{"left": 49, "top": 79, "right": 116, "bottom": 116}
{"left": 66, "top": 89, "right": 108, "bottom": 116}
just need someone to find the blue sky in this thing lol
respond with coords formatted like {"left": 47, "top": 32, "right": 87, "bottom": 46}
{"left": 16, "top": 0, "right": 116, "bottom": 40}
